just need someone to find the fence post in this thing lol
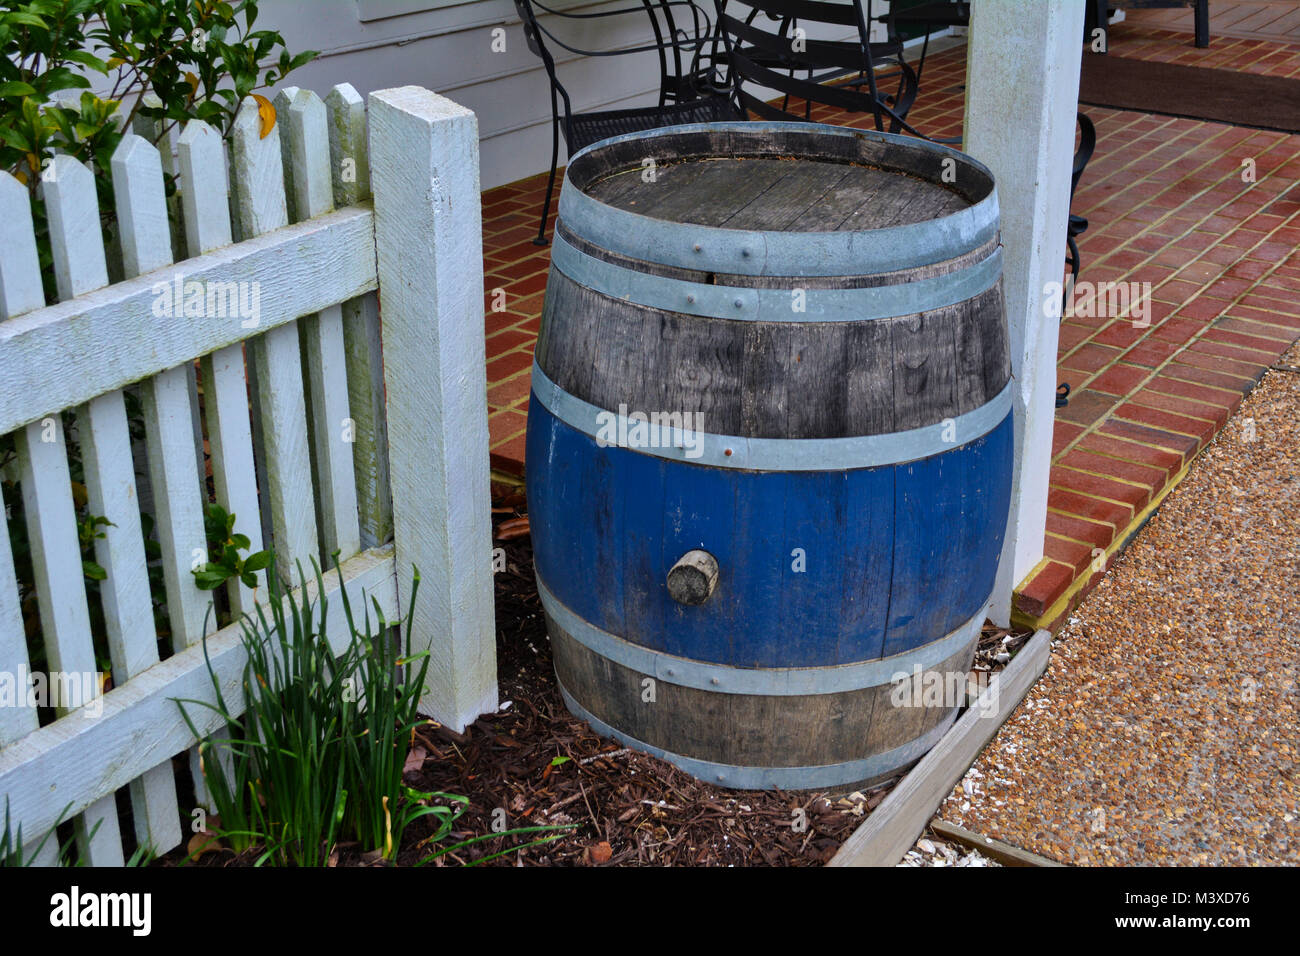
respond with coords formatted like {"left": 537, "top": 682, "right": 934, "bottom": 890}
{"left": 368, "top": 87, "right": 497, "bottom": 731}
{"left": 964, "top": 1, "right": 1086, "bottom": 625}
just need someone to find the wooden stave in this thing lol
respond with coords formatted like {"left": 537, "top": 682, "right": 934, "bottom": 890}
{"left": 534, "top": 266, "right": 1010, "bottom": 441}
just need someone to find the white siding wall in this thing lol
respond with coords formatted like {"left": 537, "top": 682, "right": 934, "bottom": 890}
{"left": 261, "top": 0, "right": 863, "bottom": 189}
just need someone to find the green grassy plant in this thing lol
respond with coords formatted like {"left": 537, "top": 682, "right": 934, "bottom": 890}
{"left": 177, "top": 557, "right": 541, "bottom": 866}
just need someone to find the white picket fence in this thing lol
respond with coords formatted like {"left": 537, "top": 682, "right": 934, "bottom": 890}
{"left": 0, "top": 85, "right": 497, "bottom": 865}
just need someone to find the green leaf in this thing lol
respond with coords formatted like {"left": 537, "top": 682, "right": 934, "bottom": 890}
{"left": 0, "top": 127, "right": 33, "bottom": 152}
{"left": 62, "top": 50, "right": 110, "bottom": 73}
{"left": 549, "top": 756, "right": 571, "bottom": 768}
{"left": 3, "top": 12, "right": 48, "bottom": 29}
{"left": 0, "top": 82, "right": 37, "bottom": 97}
{"left": 82, "top": 560, "right": 107, "bottom": 581}
{"left": 242, "top": 550, "right": 272, "bottom": 574}
{"left": 193, "top": 568, "right": 232, "bottom": 590}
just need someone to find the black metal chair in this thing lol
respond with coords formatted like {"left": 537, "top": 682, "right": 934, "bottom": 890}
{"left": 714, "top": 0, "right": 925, "bottom": 137}
{"left": 877, "top": 0, "right": 969, "bottom": 89}
{"left": 1066, "top": 112, "right": 1097, "bottom": 298}
{"left": 1058, "top": 112, "right": 1098, "bottom": 410}
{"left": 516, "top": 0, "right": 741, "bottom": 245}
{"left": 1089, "top": 1, "right": 1210, "bottom": 51}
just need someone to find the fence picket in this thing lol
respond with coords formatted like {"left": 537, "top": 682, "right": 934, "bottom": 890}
{"left": 280, "top": 87, "right": 361, "bottom": 563}
{"left": 80, "top": 392, "right": 184, "bottom": 857}
{"left": 0, "top": 172, "right": 44, "bottom": 320}
{"left": 46, "top": 155, "right": 109, "bottom": 298}
{"left": 36, "top": 154, "right": 126, "bottom": 866}
{"left": 231, "top": 98, "right": 319, "bottom": 586}
{"left": 180, "top": 120, "right": 264, "bottom": 615}
{"left": 133, "top": 95, "right": 187, "bottom": 259}
{"left": 132, "top": 105, "right": 206, "bottom": 493}
{"left": 113, "top": 135, "right": 207, "bottom": 650}
{"left": 17, "top": 417, "right": 123, "bottom": 866}
{"left": 327, "top": 84, "right": 392, "bottom": 549}
{"left": 112, "top": 135, "right": 204, "bottom": 853}
{"left": 0, "top": 484, "right": 33, "bottom": 749}
{"left": 0, "top": 172, "right": 60, "bottom": 865}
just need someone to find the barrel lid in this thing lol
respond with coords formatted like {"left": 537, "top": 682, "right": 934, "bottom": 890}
{"left": 559, "top": 122, "right": 999, "bottom": 278}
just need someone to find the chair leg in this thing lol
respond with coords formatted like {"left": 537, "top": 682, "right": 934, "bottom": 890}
{"left": 1089, "top": 0, "right": 1109, "bottom": 52}
{"left": 1064, "top": 235, "right": 1081, "bottom": 315}
{"left": 1194, "top": 0, "right": 1209, "bottom": 47}
{"left": 533, "top": 116, "right": 561, "bottom": 247}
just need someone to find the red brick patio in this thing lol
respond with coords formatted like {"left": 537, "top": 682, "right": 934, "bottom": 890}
{"left": 479, "top": 24, "right": 1300, "bottom": 629}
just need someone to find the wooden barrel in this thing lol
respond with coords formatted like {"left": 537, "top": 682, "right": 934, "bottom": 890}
{"left": 525, "top": 123, "right": 1012, "bottom": 791}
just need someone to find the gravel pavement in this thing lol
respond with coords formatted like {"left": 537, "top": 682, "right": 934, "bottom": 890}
{"left": 937, "top": 343, "right": 1300, "bottom": 865}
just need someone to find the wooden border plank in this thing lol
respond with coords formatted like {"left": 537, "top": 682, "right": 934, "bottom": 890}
{"left": 829, "top": 629, "right": 1051, "bottom": 867}
{"left": 928, "top": 819, "right": 1065, "bottom": 867}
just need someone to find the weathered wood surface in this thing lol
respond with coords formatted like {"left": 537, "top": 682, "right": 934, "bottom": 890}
{"left": 327, "top": 82, "right": 393, "bottom": 550}
{"left": 369, "top": 86, "right": 497, "bottom": 732}
{"left": 535, "top": 274, "right": 1008, "bottom": 439}
{"left": 541, "top": 129, "right": 1008, "bottom": 443}
{"left": 568, "top": 126, "right": 994, "bottom": 211}
{"left": 231, "top": 98, "right": 319, "bottom": 587}
{"left": 829, "top": 630, "right": 1051, "bottom": 867}
{"left": 928, "top": 819, "right": 1065, "bottom": 867}
{"left": 588, "top": 157, "right": 969, "bottom": 230}
{"left": 551, "top": 620, "right": 972, "bottom": 774}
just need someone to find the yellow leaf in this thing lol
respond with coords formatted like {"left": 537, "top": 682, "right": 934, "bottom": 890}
{"left": 70, "top": 481, "right": 88, "bottom": 509}
{"left": 13, "top": 169, "right": 27, "bottom": 186}
{"left": 252, "top": 93, "right": 275, "bottom": 139}
{"left": 382, "top": 795, "right": 393, "bottom": 859}
{"left": 107, "top": 57, "right": 124, "bottom": 69}
{"left": 185, "top": 72, "right": 199, "bottom": 103}
{"left": 186, "top": 830, "right": 222, "bottom": 861}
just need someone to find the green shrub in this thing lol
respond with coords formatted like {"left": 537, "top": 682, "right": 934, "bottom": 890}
{"left": 0, "top": 0, "right": 316, "bottom": 294}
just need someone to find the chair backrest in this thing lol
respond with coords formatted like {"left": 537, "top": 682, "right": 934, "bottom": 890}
{"left": 514, "top": 0, "right": 573, "bottom": 116}
{"left": 515, "top": 0, "right": 721, "bottom": 123}
{"left": 714, "top": 0, "right": 886, "bottom": 125}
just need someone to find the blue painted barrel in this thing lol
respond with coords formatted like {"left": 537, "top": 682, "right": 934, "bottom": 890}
{"left": 526, "top": 123, "right": 1012, "bottom": 791}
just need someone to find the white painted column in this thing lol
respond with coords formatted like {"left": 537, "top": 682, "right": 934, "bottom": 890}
{"left": 963, "top": 0, "right": 1086, "bottom": 625}
{"left": 368, "top": 87, "right": 497, "bottom": 731}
